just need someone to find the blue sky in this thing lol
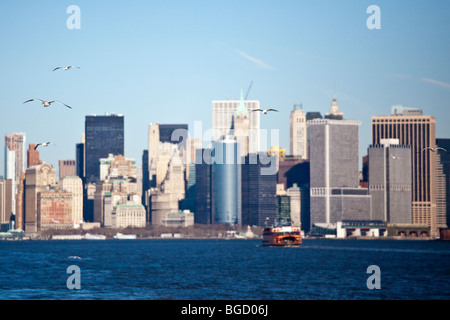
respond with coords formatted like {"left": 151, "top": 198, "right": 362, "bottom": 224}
{"left": 1, "top": 0, "right": 449, "bottom": 174}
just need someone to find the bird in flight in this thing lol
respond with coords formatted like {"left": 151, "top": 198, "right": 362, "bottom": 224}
{"left": 35, "top": 142, "right": 51, "bottom": 150}
{"left": 421, "top": 147, "right": 447, "bottom": 153}
{"left": 24, "top": 99, "right": 72, "bottom": 109}
{"left": 252, "top": 108, "right": 278, "bottom": 114}
{"left": 53, "top": 65, "right": 80, "bottom": 71}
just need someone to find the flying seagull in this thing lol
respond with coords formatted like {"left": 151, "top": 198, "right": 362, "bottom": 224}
{"left": 24, "top": 99, "right": 71, "bottom": 109}
{"left": 421, "top": 147, "right": 447, "bottom": 153}
{"left": 53, "top": 65, "right": 80, "bottom": 71}
{"left": 252, "top": 108, "right": 278, "bottom": 114}
{"left": 35, "top": 142, "right": 51, "bottom": 150}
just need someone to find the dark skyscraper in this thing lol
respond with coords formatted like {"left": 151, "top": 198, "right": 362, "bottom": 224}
{"left": 75, "top": 142, "right": 84, "bottom": 181}
{"left": 195, "top": 148, "right": 212, "bottom": 224}
{"left": 241, "top": 153, "right": 277, "bottom": 227}
{"left": 85, "top": 114, "right": 124, "bottom": 183}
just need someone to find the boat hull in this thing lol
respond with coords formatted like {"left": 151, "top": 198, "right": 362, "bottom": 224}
{"left": 262, "top": 226, "right": 302, "bottom": 246}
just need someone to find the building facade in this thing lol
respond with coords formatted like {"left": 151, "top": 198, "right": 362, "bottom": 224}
{"left": 289, "top": 105, "right": 307, "bottom": 158}
{"left": 59, "top": 160, "right": 76, "bottom": 180}
{"left": 368, "top": 139, "right": 412, "bottom": 223}
{"left": 37, "top": 188, "right": 73, "bottom": 230}
{"left": 241, "top": 153, "right": 277, "bottom": 227}
{"left": 371, "top": 108, "right": 442, "bottom": 236}
{"left": 211, "top": 137, "right": 241, "bottom": 225}
{"left": 212, "top": 91, "right": 260, "bottom": 153}
{"left": 85, "top": 114, "right": 124, "bottom": 183}
{"left": 5, "top": 133, "right": 26, "bottom": 183}
{"left": 60, "top": 175, "right": 83, "bottom": 226}
{"left": 309, "top": 118, "right": 371, "bottom": 227}
{"left": 24, "top": 163, "right": 57, "bottom": 234}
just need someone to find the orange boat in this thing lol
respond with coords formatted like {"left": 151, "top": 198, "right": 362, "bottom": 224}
{"left": 262, "top": 226, "right": 302, "bottom": 246}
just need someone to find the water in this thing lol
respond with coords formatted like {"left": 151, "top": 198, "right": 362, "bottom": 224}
{"left": 0, "top": 239, "right": 449, "bottom": 300}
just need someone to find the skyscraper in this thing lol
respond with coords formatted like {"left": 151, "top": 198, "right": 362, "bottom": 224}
{"left": 148, "top": 123, "right": 188, "bottom": 187}
{"left": 85, "top": 114, "right": 124, "bottom": 183}
{"left": 241, "top": 153, "right": 277, "bottom": 227}
{"left": 289, "top": 105, "right": 307, "bottom": 158}
{"left": 24, "top": 163, "right": 56, "bottom": 234}
{"left": 371, "top": 107, "right": 441, "bottom": 237}
{"left": 195, "top": 148, "right": 212, "bottom": 224}
{"left": 309, "top": 117, "right": 371, "bottom": 227}
{"left": 60, "top": 175, "right": 83, "bottom": 226}
{"left": 368, "top": 139, "right": 412, "bottom": 223}
{"left": 212, "top": 90, "right": 260, "bottom": 153}
{"left": 211, "top": 137, "right": 241, "bottom": 225}
{"left": 5, "top": 133, "right": 26, "bottom": 183}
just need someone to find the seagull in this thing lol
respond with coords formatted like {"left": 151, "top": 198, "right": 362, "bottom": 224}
{"left": 252, "top": 108, "right": 278, "bottom": 114}
{"left": 24, "top": 99, "right": 72, "bottom": 109}
{"left": 53, "top": 65, "right": 80, "bottom": 71}
{"left": 391, "top": 156, "right": 400, "bottom": 160}
{"left": 421, "top": 147, "right": 447, "bottom": 153}
{"left": 35, "top": 142, "right": 51, "bottom": 150}
{"left": 68, "top": 256, "right": 82, "bottom": 260}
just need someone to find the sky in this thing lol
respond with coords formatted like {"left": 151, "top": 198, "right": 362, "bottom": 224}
{"left": 1, "top": 0, "right": 449, "bottom": 175}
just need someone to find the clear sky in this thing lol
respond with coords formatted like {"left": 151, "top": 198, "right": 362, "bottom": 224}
{"left": 1, "top": 0, "right": 449, "bottom": 175}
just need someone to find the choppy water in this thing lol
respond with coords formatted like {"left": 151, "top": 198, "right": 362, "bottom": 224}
{"left": 0, "top": 238, "right": 449, "bottom": 300}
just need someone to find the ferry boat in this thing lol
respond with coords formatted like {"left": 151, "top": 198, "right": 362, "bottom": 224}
{"left": 262, "top": 225, "right": 302, "bottom": 246}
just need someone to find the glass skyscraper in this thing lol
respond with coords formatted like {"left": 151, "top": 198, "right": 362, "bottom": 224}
{"left": 211, "top": 137, "right": 241, "bottom": 225}
{"left": 85, "top": 114, "right": 124, "bottom": 183}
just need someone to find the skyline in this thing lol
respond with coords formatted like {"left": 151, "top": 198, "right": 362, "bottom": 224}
{"left": 1, "top": 1, "right": 450, "bottom": 173}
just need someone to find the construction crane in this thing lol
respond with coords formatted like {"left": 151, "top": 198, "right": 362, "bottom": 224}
{"left": 245, "top": 81, "right": 253, "bottom": 100}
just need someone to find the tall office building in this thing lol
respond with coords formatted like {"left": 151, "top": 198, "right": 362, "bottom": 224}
{"left": 211, "top": 137, "right": 241, "bottom": 225}
{"left": 289, "top": 105, "right": 307, "bottom": 158}
{"left": 148, "top": 123, "right": 188, "bottom": 187}
{"left": 24, "top": 163, "right": 56, "bottom": 234}
{"left": 85, "top": 114, "right": 124, "bottom": 183}
{"left": 37, "top": 187, "right": 73, "bottom": 230}
{"left": 212, "top": 90, "right": 260, "bottom": 153}
{"left": 60, "top": 175, "right": 83, "bottom": 226}
{"left": 371, "top": 106, "right": 442, "bottom": 236}
{"left": 195, "top": 148, "right": 212, "bottom": 224}
{"left": 5, "top": 133, "right": 26, "bottom": 183}
{"left": 309, "top": 118, "right": 371, "bottom": 227}
{"left": 368, "top": 139, "right": 412, "bottom": 223}
{"left": 241, "top": 153, "right": 277, "bottom": 227}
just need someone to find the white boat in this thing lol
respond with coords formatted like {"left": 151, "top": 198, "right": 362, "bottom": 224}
{"left": 113, "top": 233, "right": 136, "bottom": 239}
{"left": 84, "top": 233, "right": 106, "bottom": 240}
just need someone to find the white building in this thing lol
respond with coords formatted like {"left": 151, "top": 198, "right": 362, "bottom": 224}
{"left": 113, "top": 203, "right": 146, "bottom": 228}
{"left": 60, "top": 175, "right": 83, "bottom": 227}
{"left": 212, "top": 90, "right": 260, "bottom": 153}
{"left": 289, "top": 105, "right": 307, "bottom": 159}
